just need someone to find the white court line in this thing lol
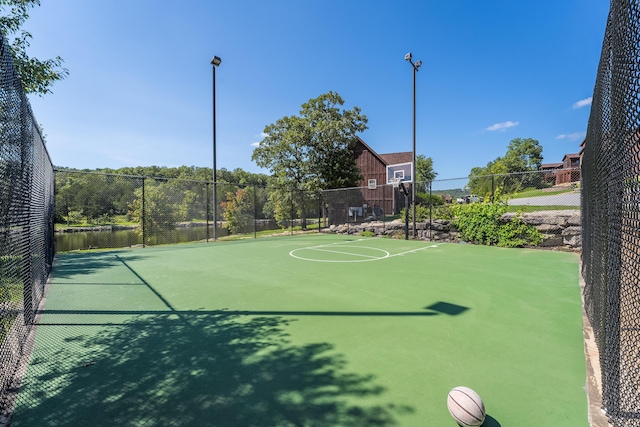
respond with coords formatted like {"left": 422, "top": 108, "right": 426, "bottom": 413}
{"left": 289, "top": 240, "right": 439, "bottom": 263}
{"left": 309, "top": 247, "right": 384, "bottom": 259}
{"left": 305, "top": 239, "right": 365, "bottom": 249}
{"left": 387, "top": 244, "right": 440, "bottom": 258}
{"left": 290, "top": 244, "right": 390, "bottom": 262}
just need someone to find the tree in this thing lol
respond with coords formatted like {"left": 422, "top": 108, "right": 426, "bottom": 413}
{"left": 500, "top": 138, "right": 543, "bottom": 191}
{"left": 0, "top": 0, "right": 68, "bottom": 95}
{"left": 468, "top": 138, "right": 544, "bottom": 196}
{"left": 415, "top": 154, "right": 437, "bottom": 193}
{"left": 221, "top": 188, "right": 253, "bottom": 234}
{"left": 252, "top": 92, "right": 367, "bottom": 228}
{"left": 128, "top": 182, "right": 179, "bottom": 241}
{"left": 502, "top": 138, "right": 543, "bottom": 172}
{"left": 301, "top": 93, "right": 366, "bottom": 189}
{"left": 468, "top": 158, "right": 507, "bottom": 198}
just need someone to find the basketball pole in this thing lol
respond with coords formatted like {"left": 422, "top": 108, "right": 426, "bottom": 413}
{"left": 400, "top": 182, "right": 409, "bottom": 240}
{"left": 211, "top": 55, "right": 221, "bottom": 240}
{"left": 405, "top": 53, "right": 422, "bottom": 239}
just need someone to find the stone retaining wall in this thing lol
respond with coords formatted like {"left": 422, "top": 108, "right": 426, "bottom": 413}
{"left": 321, "top": 210, "right": 581, "bottom": 251}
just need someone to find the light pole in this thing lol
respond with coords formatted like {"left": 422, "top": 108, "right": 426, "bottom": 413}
{"left": 211, "top": 55, "right": 221, "bottom": 240}
{"left": 405, "top": 52, "right": 421, "bottom": 238}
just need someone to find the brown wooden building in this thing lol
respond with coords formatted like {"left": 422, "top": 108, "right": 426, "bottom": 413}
{"left": 352, "top": 137, "right": 412, "bottom": 216}
{"left": 556, "top": 153, "right": 581, "bottom": 184}
{"left": 540, "top": 162, "right": 563, "bottom": 184}
{"left": 540, "top": 152, "right": 581, "bottom": 186}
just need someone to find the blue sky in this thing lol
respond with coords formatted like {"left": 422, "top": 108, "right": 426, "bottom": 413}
{"left": 24, "top": 0, "right": 609, "bottom": 180}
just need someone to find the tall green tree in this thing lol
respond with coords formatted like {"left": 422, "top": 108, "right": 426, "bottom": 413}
{"left": 468, "top": 138, "right": 544, "bottom": 196}
{"left": 502, "top": 138, "right": 543, "bottom": 172}
{"left": 128, "top": 182, "right": 179, "bottom": 241}
{"left": 1, "top": 0, "right": 68, "bottom": 95}
{"left": 415, "top": 154, "right": 437, "bottom": 192}
{"left": 252, "top": 92, "right": 367, "bottom": 190}
{"left": 252, "top": 91, "right": 367, "bottom": 227}
{"left": 221, "top": 188, "right": 253, "bottom": 234}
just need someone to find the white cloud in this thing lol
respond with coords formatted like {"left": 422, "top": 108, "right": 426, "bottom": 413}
{"left": 555, "top": 132, "right": 585, "bottom": 141}
{"left": 486, "top": 121, "right": 519, "bottom": 132}
{"left": 250, "top": 132, "right": 268, "bottom": 147}
{"left": 572, "top": 97, "right": 592, "bottom": 109}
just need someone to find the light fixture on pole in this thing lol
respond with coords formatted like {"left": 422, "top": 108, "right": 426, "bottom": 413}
{"left": 405, "top": 52, "right": 422, "bottom": 238}
{"left": 211, "top": 55, "right": 222, "bottom": 240}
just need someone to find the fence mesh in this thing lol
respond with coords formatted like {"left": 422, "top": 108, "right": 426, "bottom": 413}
{"left": 320, "top": 169, "right": 580, "bottom": 239}
{"left": 0, "top": 36, "right": 55, "bottom": 420}
{"left": 54, "top": 170, "right": 327, "bottom": 251}
{"left": 54, "top": 168, "right": 582, "bottom": 251}
{"left": 581, "top": 0, "right": 640, "bottom": 425}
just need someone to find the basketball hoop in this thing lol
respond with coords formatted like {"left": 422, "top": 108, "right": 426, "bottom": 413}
{"left": 398, "top": 181, "right": 409, "bottom": 196}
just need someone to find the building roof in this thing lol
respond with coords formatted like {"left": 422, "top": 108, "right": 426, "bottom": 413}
{"left": 562, "top": 153, "right": 581, "bottom": 161}
{"left": 540, "top": 163, "right": 563, "bottom": 169}
{"left": 355, "top": 137, "right": 387, "bottom": 165}
{"left": 354, "top": 136, "right": 412, "bottom": 166}
{"left": 379, "top": 152, "right": 413, "bottom": 165}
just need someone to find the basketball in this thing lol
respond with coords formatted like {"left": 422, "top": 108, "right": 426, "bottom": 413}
{"left": 446, "top": 386, "right": 486, "bottom": 426}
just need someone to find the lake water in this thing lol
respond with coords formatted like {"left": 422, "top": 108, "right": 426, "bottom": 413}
{"left": 55, "top": 221, "right": 282, "bottom": 252}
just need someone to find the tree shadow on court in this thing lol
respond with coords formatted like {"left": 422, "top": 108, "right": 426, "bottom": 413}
{"left": 12, "top": 312, "right": 412, "bottom": 426}
{"left": 51, "top": 251, "right": 149, "bottom": 280}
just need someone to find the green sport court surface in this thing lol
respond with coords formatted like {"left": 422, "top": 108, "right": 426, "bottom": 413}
{"left": 11, "top": 235, "right": 587, "bottom": 426}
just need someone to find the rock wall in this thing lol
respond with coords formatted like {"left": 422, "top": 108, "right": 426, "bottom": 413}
{"left": 321, "top": 210, "right": 582, "bottom": 251}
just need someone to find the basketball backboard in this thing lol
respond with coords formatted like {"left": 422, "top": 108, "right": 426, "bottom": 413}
{"left": 386, "top": 162, "right": 413, "bottom": 185}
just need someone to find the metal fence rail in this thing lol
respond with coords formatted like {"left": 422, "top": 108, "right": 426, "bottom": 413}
{"left": 581, "top": 1, "right": 640, "bottom": 425}
{"left": 54, "top": 168, "right": 582, "bottom": 251}
{"left": 54, "top": 170, "right": 325, "bottom": 251}
{"left": 0, "top": 35, "right": 55, "bottom": 420}
{"left": 320, "top": 169, "right": 581, "bottom": 238}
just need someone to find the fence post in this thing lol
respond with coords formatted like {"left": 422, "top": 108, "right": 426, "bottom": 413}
{"left": 206, "top": 182, "right": 210, "bottom": 242}
{"left": 404, "top": 190, "right": 409, "bottom": 240}
{"left": 383, "top": 184, "right": 386, "bottom": 233}
{"left": 429, "top": 181, "right": 433, "bottom": 241}
{"left": 346, "top": 187, "right": 350, "bottom": 233}
{"left": 254, "top": 185, "right": 257, "bottom": 239}
{"left": 491, "top": 174, "right": 495, "bottom": 202}
{"left": 141, "top": 177, "right": 146, "bottom": 248}
{"left": 318, "top": 192, "right": 322, "bottom": 233}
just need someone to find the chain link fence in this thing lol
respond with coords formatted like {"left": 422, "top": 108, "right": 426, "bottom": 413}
{"left": 54, "top": 170, "right": 326, "bottom": 251}
{"left": 581, "top": 1, "right": 640, "bottom": 425}
{"left": 54, "top": 167, "right": 582, "bottom": 251}
{"left": 319, "top": 168, "right": 581, "bottom": 238}
{"left": 0, "top": 36, "right": 55, "bottom": 421}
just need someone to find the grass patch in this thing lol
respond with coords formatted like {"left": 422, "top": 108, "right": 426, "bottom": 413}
{"left": 510, "top": 187, "right": 576, "bottom": 199}
{"left": 219, "top": 226, "right": 320, "bottom": 241}
{"left": 55, "top": 216, "right": 138, "bottom": 230}
{"left": 0, "top": 280, "right": 22, "bottom": 343}
{"left": 0, "top": 281, "right": 23, "bottom": 303}
{"left": 506, "top": 205, "right": 579, "bottom": 213}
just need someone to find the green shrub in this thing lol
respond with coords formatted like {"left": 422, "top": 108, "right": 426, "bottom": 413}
{"left": 399, "top": 203, "right": 455, "bottom": 222}
{"left": 452, "top": 197, "right": 541, "bottom": 247}
{"left": 360, "top": 230, "right": 376, "bottom": 237}
{"left": 400, "top": 204, "right": 431, "bottom": 222}
{"left": 432, "top": 204, "right": 455, "bottom": 220}
{"left": 66, "top": 210, "right": 84, "bottom": 225}
{"left": 497, "top": 214, "right": 543, "bottom": 248}
{"left": 416, "top": 192, "right": 444, "bottom": 206}
{"left": 96, "top": 213, "right": 113, "bottom": 225}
